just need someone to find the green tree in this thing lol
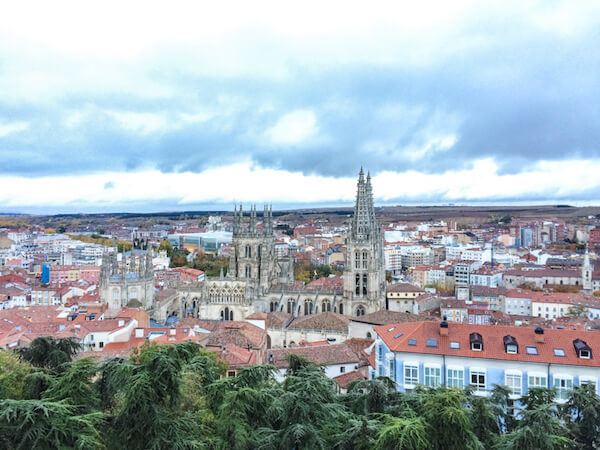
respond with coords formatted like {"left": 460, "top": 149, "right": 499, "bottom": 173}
{"left": 0, "top": 399, "right": 103, "bottom": 449}
{"left": 0, "top": 350, "right": 32, "bottom": 399}
{"left": 258, "top": 356, "right": 350, "bottom": 449}
{"left": 498, "top": 403, "right": 575, "bottom": 450}
{"left": 19, "top": 337, "right": 81, "bottom": 371}
{"left": 374, "top": 415, "right": 429, "bottom": 450}
{"left": 565, "top": 383, "right": 600, "bottom": 450}
{"left": 420, "top": 388, "right": 482, "bottom": 450}
{"left": 158, "top": 239, "right": 173, "bottom": 255}
{"left": 43, "top": 358, "right": 100, "bottom": 413}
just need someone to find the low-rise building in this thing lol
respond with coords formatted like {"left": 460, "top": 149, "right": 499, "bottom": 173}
{"left": 373, "top": 320, "right": 600, "bottom": 403}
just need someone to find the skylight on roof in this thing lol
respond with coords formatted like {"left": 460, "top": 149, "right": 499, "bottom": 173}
{"left": 393, "top": 332, "right": 403, "bottom": 339}
{"left": 426, "top": 338, "right": 438, "bottom": 348}
{"left": 449, "top": 341, "right": 460, "bottom": 349}
{"left": 554, "top": 348, "right": 566, "bottom": 357}
{"left": 526, "top": 346, "right": 538, "bottom": 355}
{"left": 408, "top": 338, "right": 417, "bottom": 346}
{"left": 388, "top": 327, "right": 395, "bottom": 332}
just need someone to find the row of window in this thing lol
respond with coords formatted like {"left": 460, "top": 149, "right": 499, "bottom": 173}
{"left": 380, "top": 362, "right": 595, "bottom": 401}
{"left": 354, "top": 251, "right": 369, "bottom": 269}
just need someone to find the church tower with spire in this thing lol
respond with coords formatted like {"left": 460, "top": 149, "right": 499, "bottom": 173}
{"left": 342, "top": 168, "right": 386, "bottom": 316}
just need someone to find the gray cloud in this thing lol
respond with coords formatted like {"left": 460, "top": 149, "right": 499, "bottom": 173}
{"left": 1, "top": 7, "right": 600, "bottom": 193}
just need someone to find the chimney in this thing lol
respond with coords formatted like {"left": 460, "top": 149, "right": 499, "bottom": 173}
{"left": 169, "top": 328, "right": 176, "bottom": 336}
{"left": 440, "top": 316, "right": 449, "bottom": 336}
{"left": 135, "top": 327, "right": 144, "bottom": 338}
{"left": 534, "top": 326, "right": 544, "bottom": 343}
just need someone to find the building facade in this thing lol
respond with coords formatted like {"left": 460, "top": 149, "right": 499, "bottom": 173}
{"left": 373, "top": 321, "right": 600, "bottom": 404}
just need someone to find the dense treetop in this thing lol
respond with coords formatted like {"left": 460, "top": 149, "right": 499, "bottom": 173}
{"left": 0, "top": 337, "right": 598, "bottom": 449}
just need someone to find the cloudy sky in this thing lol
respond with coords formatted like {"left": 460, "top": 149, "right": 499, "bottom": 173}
{"left": 1, "top": 1, "right": 600, "bottom": 213}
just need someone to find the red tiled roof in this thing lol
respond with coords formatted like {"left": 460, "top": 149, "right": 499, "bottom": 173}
{"left": 287, "top": 312, "right": 349, "bottom": 333}
{"left": 351, "top": 309, "right": 423, "bottom": 325}
{"left": 333, "top": 368, "right": 368, "bottom": 389}
{"left": 266, "top": 342, "right": 362, "bottom": 368}
{"left": 375, "top": 321, "right": 600, "bottom": 367}
{"left": 387, "top": 282, "right": 425, "bottom": 293}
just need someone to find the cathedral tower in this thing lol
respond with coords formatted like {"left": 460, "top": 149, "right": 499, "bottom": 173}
{"left": 227, "top": 204, "right": 276, "bottom": 296}
{"left": 343, "top": 168, "right": 386, "bottom": 315}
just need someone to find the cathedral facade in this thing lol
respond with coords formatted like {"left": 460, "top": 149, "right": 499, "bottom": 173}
{"left": 175, "top": 169, "right": 386, "bottom": 321}
{"left": 99, "top": 250, "right": 155, "bottom": 312}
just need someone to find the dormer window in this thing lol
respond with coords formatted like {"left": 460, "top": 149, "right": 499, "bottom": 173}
{"left": 503, "top": 335, "right": 519, "bottom": 354}
{"left": 470, "top": 332, "right": 483, "bottom": 351}
{"left": 573, "top": 339, "right": 592, "bottom": 360}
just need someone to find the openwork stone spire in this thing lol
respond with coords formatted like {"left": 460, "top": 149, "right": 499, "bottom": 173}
{"left": 351, "top": 167, "right": 377, "bottom": 241}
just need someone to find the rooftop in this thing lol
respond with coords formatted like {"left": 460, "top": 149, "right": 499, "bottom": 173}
{"left": 375, "top": 321, "right": 600, "bottom": 367}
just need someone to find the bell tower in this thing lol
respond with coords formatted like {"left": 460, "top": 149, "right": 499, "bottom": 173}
{"left": 342, "top": 168, "right": 386, "bottom": 315}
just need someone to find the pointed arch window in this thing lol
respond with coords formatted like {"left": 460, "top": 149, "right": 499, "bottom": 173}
{"left": 362, "top": 251, "right": 368, "bottom": 269}
{"left": 363, "top": 273, "right": 368, "bottom": 295}
{"left": 221, "top": 307, "right": 234, "bottom": 321}
{"left": 356, "top": 305, "right": 366, "bottom": 316}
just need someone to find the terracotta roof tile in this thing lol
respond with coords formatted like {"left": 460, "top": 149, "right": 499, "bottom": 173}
{"left": 375, "top": 321, "right": 600, "bottom": 367}
{"left": 287, "top": 312, "right": 349, "bottom": 333}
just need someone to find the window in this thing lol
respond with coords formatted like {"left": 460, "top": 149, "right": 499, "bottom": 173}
{"left": 525, "top": 346, "right": 538, "bottom": 355}
{"left": 580, "top": 350, "right": 591, "bottom": 359}
{"left": 227, "top": 370, "right": 236, "bottom": 377}
{"left": 340, "top": 366, "right": 345, "bottom": 373}
{"left": 388, "top": 359, "right": 395, "bottom": 379}
{"left": 528, "top": 374, "right": 547, "bottom": 389}
{"left": 377, "top": 344, "right": 383, "bottom": 361}
{"left": 505, "top": 372, "right": 522, "bottom": 397}
{"left": 449, "top": 341, "right": 460, "bottom": 349}
{"left": 579, "top": 377, "right": 597, "bottom": 392}
{"left": 447, "top": 367, "right": 464, "bottom": 388}
{"left": 470, "top": 370, "right": 486, "bottom": 392}
{"left": 426, "top": 338, "right": 438, "bottom": 348}
{"left": 408, "top": 338, "right": 417, "bottom": 346}
{"left": 471, "top": 342, "right": 482, "bottom": 351}
{"left": 425, "top": 366, "right": 441, "bottom": 387}
{"left": 506, "top": 345, "right": 517, "bottom": 354}
{"left": 554, "top": 348, "right": 565, "bottom": 357}
{"left": 404, "top": 364, "right": 419, "bottom": 386}
{"left": 554, "top": 376, "right": 573, "bottom": 401}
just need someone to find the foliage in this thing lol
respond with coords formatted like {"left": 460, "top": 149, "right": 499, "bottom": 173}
{"left": 0, "top": 399, "right": 104, "bottom": 449}
{"left": 19, "top": 336, "right": 81, "bottom": 371}
{"left": 192, "top": 252, "right": 229, "bottom": 277}
{"left": 564, "top": 383, "right": 600, "bottom": 450}
{"left": 171, "top": 248, "right": 190, "bottom": 267}
{"left": 294, "top": 261, "right": 338, "bottom": 283}
{"left": 2, "top": 336, "right": 599, "bottom": 449}
{"left": 0, "top": 350, "right": 32, "bottom": 399}
{"left": 374, "top": 415, "right": 429, "bottom": 450}
{"left": 498, "top": 403, "right": 575, "bottom": 450}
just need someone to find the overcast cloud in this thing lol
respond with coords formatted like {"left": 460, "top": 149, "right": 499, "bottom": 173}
{"left": 1, "top": 0, "right": 600, "bottom": 212}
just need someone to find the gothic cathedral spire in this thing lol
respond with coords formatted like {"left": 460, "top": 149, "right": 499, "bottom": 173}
{"left": 343, "top": 168, "right": 386, "bottom": 316}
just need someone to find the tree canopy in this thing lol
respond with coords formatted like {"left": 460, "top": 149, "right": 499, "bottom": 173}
{"left": 1, "top": 340, "right": 599, "bottom": 449}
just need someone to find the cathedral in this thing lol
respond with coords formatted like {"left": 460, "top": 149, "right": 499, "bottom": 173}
{"left": 99, "top": 250, "right": 155, "bottom": 312}
{"left": 176, "top": 168, "right": 386, "bottom": 321}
